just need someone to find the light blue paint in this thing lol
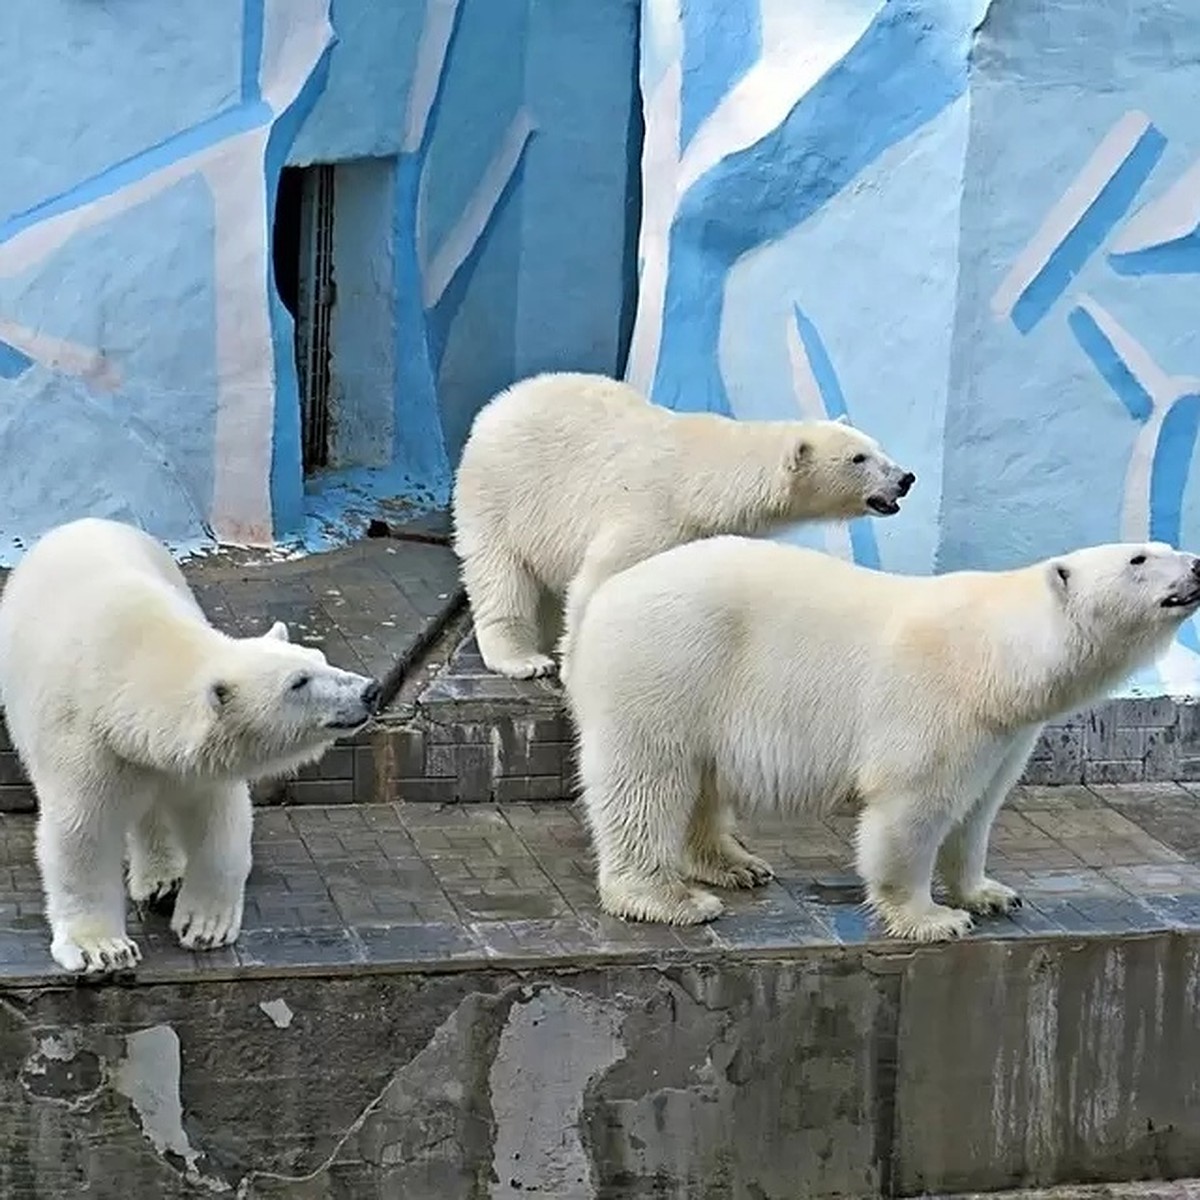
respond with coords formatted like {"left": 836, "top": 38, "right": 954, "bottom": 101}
{"left": 1150, "top": 394, "right": 1200, "bottom": 547}
{"left": 652, "top": 0, "right": 974, "bottom": 417}
{"left": 1009, "top": 126, "right": 1167, "bottom": 334}
{"left": 679, "top": 4, "right": 760, "bottom": 150}
{"left": 0, "top": 343, "right": 33, "bottom": 380}
{"left": 0, "top": 176, "right": 221, "bottom": 546}
{"left": 263, "top": 28, "right": 336, "bottom": 539}
{"left": 0, "top": 102, "right": 271, "bottom": 248}
{"left": 1067, "top": 305, "right": 1153, "bottom": 422}
{"left": 0, "top": 3, "right": 243, "bottom": 223}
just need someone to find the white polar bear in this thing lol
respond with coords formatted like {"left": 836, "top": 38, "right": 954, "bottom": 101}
{"left": 0, "top": 518, "right": 381, "bottom": 974}
{"left": 564, "top": 535, "right": 1200, "bottom": 942}
{"left": 453, "top": 371, "right": 915, "bottom": 679}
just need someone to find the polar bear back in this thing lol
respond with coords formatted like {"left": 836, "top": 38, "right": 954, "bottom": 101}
{"left": 0, "top": 519, "right": 212, "bottom": 756}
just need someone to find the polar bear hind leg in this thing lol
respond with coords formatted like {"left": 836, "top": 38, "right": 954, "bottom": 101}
{"left": 683, "top": 775, "right": 774, "bottom": 889}
{"left": 169, "top": 780, "right": 253, "bottom": 951}
{"left": 937, "top": 727, "right": 1039, "bottom": 917}
{"left": 462, "top": 543, "right": 555, "bottom": 679}
{"left": 33, "top": 764, "right": 142, "bottom": 974}
{"left": 854, "top": 791, "right": 974, "bottom": 943}
{"left": 127, "top": 802, "right": 187, "bottom": 912}
{"left": 580, "top": 736, "right": 723, "bottom": 925}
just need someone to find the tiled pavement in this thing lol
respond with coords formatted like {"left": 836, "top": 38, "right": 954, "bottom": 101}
{"left": 2, "top": 782, "right": 1200, "bottom": 985}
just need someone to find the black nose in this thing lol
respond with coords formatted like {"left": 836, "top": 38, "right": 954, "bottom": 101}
{"left": 1191, "top": 559, "right": 1200, "bottom": 579}
{"left": 897, "top": 471, "right": 916, "bottom": 496}
{"left": 361, "top": 680, "right": 382, "bottom": 710}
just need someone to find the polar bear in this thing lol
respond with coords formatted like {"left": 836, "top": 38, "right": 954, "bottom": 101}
{"left": 564, "top": 535, "right": 1200, "bottom": 942}
{"left": 0, "top": 518, "right": 381, "bottom": 974}
{"left": 453, "top": 371, "right": 915, "bottom": 679}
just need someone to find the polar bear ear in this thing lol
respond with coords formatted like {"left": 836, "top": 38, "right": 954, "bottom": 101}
{"left": 208, "top": 681, "right": 232, "bottom": 711}
{"left": 265, "top": 621, "right": 290, "bottom": 643}
{"left": 787, "top": 437, "right": 812, "bottom": 470}
{"left": 1047, "top": 561, "right": 1071, "bottom": 602}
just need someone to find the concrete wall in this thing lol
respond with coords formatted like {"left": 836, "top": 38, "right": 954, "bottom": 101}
{"left": 0, "top": 0, "right": 639, "bottom": 559}
{"left": 4, "top": 939, "right": 1200, "bottom": 1198}
{"left": 632, "top": 0, "right": 1200, "bottom": 697}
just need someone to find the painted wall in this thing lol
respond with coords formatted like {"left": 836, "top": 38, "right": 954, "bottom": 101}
{"left": 0, "top": 0, "right": 639, "bottom": 558}
{"left": 631, "top": 0, "right": 1200, "bottom": 696}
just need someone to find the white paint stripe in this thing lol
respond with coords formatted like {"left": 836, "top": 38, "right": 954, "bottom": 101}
{"left": 204, "top": 128, "right": 277, "bottom": 546}
{"left": 624, "top": 62, "right": 682, "bottom": 394}
{"left": 403, "top": 0, "right": 461, "bottom": 154}
{"left": 1112, "top": 154, "right": 1200, "bottom": 255}
{"left": 422, "top": 107, "right": 535, "bottom": 309}
{"left": 260, "top": 0, "right": 334, "bottom": 115}
{"left": 677, "top": 2, "right": 879, "bottom": 196}
{"left": 991, "top": 111, "right": 1152, "bottom": 321}
{"left": 0, "top": 319, "right": 120, "bottom": 390}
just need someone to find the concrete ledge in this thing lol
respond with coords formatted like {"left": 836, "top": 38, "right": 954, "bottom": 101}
{"left": 4, "top": 788, "right": 1200, "bottom": 1197}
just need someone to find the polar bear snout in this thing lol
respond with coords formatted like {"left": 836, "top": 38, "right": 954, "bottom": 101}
{"left": 320, "top": 675, "right": 382, "bottom": 730}
{"left": 866, "top": 468, "right": 916, "bottom": 516}
{"left": 1161, "top": 556, "right": 1200, "bottom": 608}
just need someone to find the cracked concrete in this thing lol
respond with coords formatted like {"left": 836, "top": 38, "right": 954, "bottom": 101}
{"left": 1, "top": 946, "right": 1200, "bottom": 1198}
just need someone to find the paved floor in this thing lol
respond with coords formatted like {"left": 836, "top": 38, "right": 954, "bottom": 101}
{"left": 184, "top": 528, "right": 462, "bottom": 684}
{"left": 2, "top": 782, "right": 1200, "bottom": 985}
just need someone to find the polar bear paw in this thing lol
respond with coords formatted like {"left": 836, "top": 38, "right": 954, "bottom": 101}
{"left": 127, "top": 865, "right": 184, "bottom": 914}
{"left": 484, "top": 651, "right": 557, "bottom": 680}
{"left": 870, "top": 899, "right": 974, "bottom": 943}
{"left": 686, "top": 848, "right": 775, "bottom": 890}
{"left": 949, "top": 877, "right": 1022, "bottom": 916}
{"left": 171, "top": 894, "right": 243, "bottom": 951}
{"left": 599, "top": 876, "right": 724, "bottom": 925}
{"left": 51, "top": 923, "right": 142, "bottom": 975}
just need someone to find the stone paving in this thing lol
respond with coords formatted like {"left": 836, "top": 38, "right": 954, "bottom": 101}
{"left": 2, "top": 782, "right": 1200, "bottom": 985}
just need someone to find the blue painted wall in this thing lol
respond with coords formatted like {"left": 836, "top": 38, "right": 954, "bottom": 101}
{"left": 0, "top": 0, "right": 640, "bottom": 557}
{"left": 631, "top": 0, "right": 1200, "bottom": 696}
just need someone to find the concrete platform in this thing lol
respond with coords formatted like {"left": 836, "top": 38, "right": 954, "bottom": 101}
{"left": 3, "top": 784, "right": 1200, "bottom": 1197}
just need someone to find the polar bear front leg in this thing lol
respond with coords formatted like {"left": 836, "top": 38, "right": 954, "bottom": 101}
{"left": 127, "top": 804, "right": 187, "bottom": 912}
{"left": 855, "top": 798, "right": 973, "bottom": 942}
{"left": 683, "top": 779, "right": 774, "bottom": 889}
{"left": 580, "top": 743, "right": 723, "bottom": 925}
{"left": 33, "top": 776, "right": 141, "bottom": 974}
{"left": 938, "top": 728, "right": 1040, "bottom": 917}
{"left": 169, "top": 781, "right": 252, "bottom": 951}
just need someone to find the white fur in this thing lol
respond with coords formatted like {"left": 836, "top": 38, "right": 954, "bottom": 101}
{"left": 0, "top": 518, "right": 380, "bottom": 974}
{"left": 564, "top": 535, "right": 1200, "bottom": 941}
{"left": 453, "top": 371, "right": 914, "bottom": 679}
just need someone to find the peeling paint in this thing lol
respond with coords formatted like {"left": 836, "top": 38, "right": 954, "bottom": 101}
{"left": 113, "top": 1025, "right": 230, "bottom": 1194}
{"left": 488, "top": 988, "right": 626, "bottom": 1198}
{"left": 258, "top": 998, "right": 294, "bottom": 1029}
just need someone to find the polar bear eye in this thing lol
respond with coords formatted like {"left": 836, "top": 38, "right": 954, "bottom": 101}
{"left": 852, "top": 453, "right": 867, "bottom": 465}
{"left": 289, "top": 673, "right": 312, "bottom": 692}
{"left": 1129, "top": 554, "right": 1147, "bottom": 566}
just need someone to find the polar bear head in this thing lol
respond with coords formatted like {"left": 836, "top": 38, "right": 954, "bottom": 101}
{"left": 786, "top": 417, "right": 916, "bottom": 521}
{"left": 1047, "top": 541, "right": 1200, "bottom": 644}
{"left": 198, "top": 621, "right": 381, "bottom": 779}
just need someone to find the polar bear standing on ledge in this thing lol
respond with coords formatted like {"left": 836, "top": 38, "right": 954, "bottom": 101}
{"left": 564, "top": 535, "right": 1200, "bottom": 942}
{"left": 0, "top": 518, "right": 381, "bottom": 974}
{"left": 453, "top": 371, "right": 915, "bottom": 679}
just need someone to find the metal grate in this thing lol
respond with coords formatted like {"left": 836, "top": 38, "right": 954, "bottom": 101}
{"left": 295, "top": 164, "right": 336, "bottom": 474}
